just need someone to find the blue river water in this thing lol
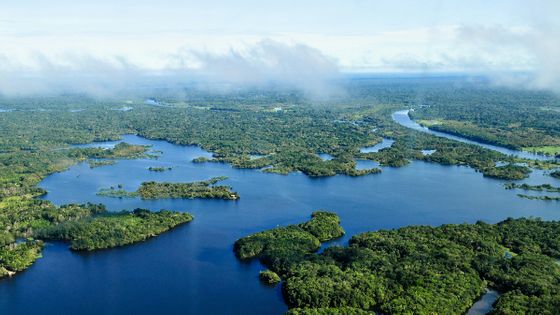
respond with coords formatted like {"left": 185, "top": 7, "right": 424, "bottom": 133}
{"left": 392, "top": 110, "right": 559, "bottom": 161}
{"left": 0, "top": 134, "right": 558, "bottom": 315}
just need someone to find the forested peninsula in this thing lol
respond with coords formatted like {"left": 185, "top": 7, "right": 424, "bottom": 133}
{"left": 235, "top": 212, "right": 560, "bottom": 314}
{"left": 0, "top": 196, "right": 192, "bottom": 277}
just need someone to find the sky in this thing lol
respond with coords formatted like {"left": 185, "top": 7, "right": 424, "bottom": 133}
{"left": 0, "top": 0, "right": 559, "bottom": 95}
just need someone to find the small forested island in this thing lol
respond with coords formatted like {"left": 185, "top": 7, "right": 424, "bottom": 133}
{"left": 38, "top": 209, "right": 193, "bottom": 250}
{"left": 148, "top": 166, "right": 172, "bottom": 172}
{"left": 517, "top": 194, "right": 560, "bottom": 201}
{"left": 192, "top": 156, "right": 210, "bottom": 163}
{"left": 482, "top": 164, "right": 532, "bottom": 180}
{"left": 505, "top": 183, "right": 560, "bottom": 201}
{"left": 259, "top": 270, "right": 281, "bottom": 285}
{"left": 235, "top": 212, "right": 560, "bottom": 314}
{"left": 505, "top": 183, "right": 560, "bottom": 193}
{"left": 88, "top": 159, "right": 117, "bottom": 168}
{"left": 97, "top": 177, "right": 239, "bottom": 200}
{"left": 551, "top": 170, "right": 560, "bottom": 179}
{"left": 87, "top": 142, "right": 151, "bottom": 159}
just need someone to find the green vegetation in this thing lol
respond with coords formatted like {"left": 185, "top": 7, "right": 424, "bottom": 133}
{"left": 236, "top": 213, "right": 560, "bottom": 314}
{"left": 505, "top": 183, "right": 560, "bottom": 201}
{"left": 97, "top": 177, "right": 238, "bottom": 200}
{"left": 1, "top": 78, "right": 559, "bottom": 283}
{"left": 234, "top": 211, "right": 344, "bottom": 262}
{"left": 97, "top": 186, "right": 139, "bottom": 198}
{"left": 137, "top": 177, "right": 238, "bottom": 200}
{"left": 88, "top": 159, "right": 117, "bottom": 168}
{"left": 409, "top": 86, "right": 560, "bottom": 151}
{"left": 505, "top": 183, "right": 560, "bottom": 193}
{"left": 0, "top": 197, "right": 106, "bottom": 238}
{"left": 551, "top": 170, "right": 560, "bottom": 179}
{"left": 523, "top": 146, "right": 560, "bottom": 157}
{"left": 148, "top": 166, "right": 172, "bottom": 172}
{"left": 0, "top": 240, "right": 43, "bottom": 278}
{"left": 192, "top": 157, "right": 210, "bottom": 163}
{"left": 92, "top": 142, "right": 150, "bottom": 159}
{"left": 38, "top": 209, "right": 193, "bottom": 251}
{"left": 517, "top": 194, "right": 560, "bottom": 201}
{"left": 482, "top": 164, "right": 532, "bottom": 180}
{"left": 259, "top": 270, "right": 281, "bottom": 285}
{"left": 0, "top": 198, "right": 105, "bottom": 277}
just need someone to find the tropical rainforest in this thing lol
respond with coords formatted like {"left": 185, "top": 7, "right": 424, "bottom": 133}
{"left": 0, "top": 77, "right": 559, "bottom": 314}
{"left": 97, "top": 177, "right": 239, "bottom": 200}
{"left": 235, "top": 212, "right": 560, "bottom": 314}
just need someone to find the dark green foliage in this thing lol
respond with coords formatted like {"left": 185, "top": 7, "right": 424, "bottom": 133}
{"left": 38, "top": 209, "right": 193, "bottom": 251}
{"left": 0, "top": 240, "right": 43, "bottom": 277}
{"left": 482, "top": 165, "right": 532, "bottom": 180}
{"left": 299, "top": 211, "right": 345, "bottom": 242}
{"left": 505, "top": 183, "right": 560, "bottom": 193}
{"left": 148, "top": 166, "right": 171, "bottom": 172}
{"left": 97, "top": 177, "right": 239, "bottom": 200}
{"left": 409, "top": 86, "right": 560, "bottom": 150}
{"left": 234, "top": 211, "right": 343, "bottom": 274}
{"left": 517, "top": 194, "right": 560, "bottom": 201}
{"left": 88, "top": 159, "right": 117, "bottom": 168}
{"left": 259, "top": 270, "right": 281, "bottom": 285}
{"left": 551, "top": 170, "right": 560, "bottom": 179}
{"left": 137, "top": 177, "right": 239, "bottom": 200}
{"left": 236, "top": 215, "right": 560, "bottom": 314}
{"left": 491, "top": 290, "right": 560, "bottom": 315}
{"left": 0, "top": 197, "right": 106, "bottom": 238}
{"left": 88, "top": 142, "right": 149, "bottom": 159}
{"left": 287, "top": 307, "right": 373, "bottom": 315}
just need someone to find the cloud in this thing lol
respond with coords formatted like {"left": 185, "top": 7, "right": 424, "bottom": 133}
{"left": 0, "top": 40, "right": 341, "bottom": 98}
{"left": 455, "top": 25, "right": 560, "bottom": 92}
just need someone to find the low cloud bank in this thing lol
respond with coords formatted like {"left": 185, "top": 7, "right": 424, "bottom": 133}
{"left": 456, "top": 25, "right": 560, "bottom": 93}
{"left": 0, "top": 40, "right": 341, "bottom": 98}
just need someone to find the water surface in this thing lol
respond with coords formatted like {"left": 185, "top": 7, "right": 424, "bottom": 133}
{"left": 360, "top": 138, "right": 394, "bottom": 153}
{"left": 0, "top": 135, "right": 558, "bottom": 315}
{"left": 392, "top": 110, "right": 558, "bottom": 161}
{"left": 466, "top": 290, "right": 500, "bottom": 315}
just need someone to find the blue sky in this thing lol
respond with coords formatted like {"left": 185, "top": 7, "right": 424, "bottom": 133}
{"left": 0, "top": 0, "right": 559, "bottom": 94}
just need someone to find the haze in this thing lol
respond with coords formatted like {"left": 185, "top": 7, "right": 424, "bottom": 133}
{"left": 1, "top": 0, "right": 559, "bottom": 95}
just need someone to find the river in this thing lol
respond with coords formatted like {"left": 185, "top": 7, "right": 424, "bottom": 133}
{"left": 0, "top": 135, "right": 558, "bottom": 314}
{"left": 392, "top": 110, "right": 558, "bottom": 161}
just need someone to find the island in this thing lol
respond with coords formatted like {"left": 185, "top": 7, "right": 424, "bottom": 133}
{"left": 97, "top": 176, "right": 239, "bottom": 200}
{"left": 235, "top": 212, "right": 560, "bottom": 314}
{"left": 88, "top": 159, "right": 117, "bottom": 168}
{"left": 148, "top": 166, "right": 172, "bottom": 172}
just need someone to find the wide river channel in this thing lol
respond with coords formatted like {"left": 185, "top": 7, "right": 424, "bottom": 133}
{"left": 0, "top": 114, "right": 559, "bottom": 314}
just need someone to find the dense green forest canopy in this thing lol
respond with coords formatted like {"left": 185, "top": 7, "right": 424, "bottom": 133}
{"left": 97, "top": 177, "right": 240, "bottom": 200}
{"left": 38, "top": 209, "right": 193, "bottom": 251}
{"left": 1, "top": 77, "right": 559, "bottom": 282}
{"left": 235, "top": 212, "right": 560, "bottom": 315}
{"left": 408, "top": 85, "right": 560, "bottom": 155}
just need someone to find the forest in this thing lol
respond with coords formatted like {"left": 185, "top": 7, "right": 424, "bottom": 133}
{"left": 408, "top": 85, "right": 560, "bottom": 156}
{"left": 235, "top": 212, "right": 560, "bottom": 314}
{"left": 37, "top": 209, "right": 193, "bottom": 250}
{"left": 0, "top": 78, "right": 559, "bottom": 287}
{"left": 0, "top": 194, "right": 191, "bottom": 275}
{"left": 97, "top": 177, "right": 239, "bottom": 200}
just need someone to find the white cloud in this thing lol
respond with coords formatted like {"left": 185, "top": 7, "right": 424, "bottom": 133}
{"left": 0, "top": 40, "right": 341, "bottom": 97}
